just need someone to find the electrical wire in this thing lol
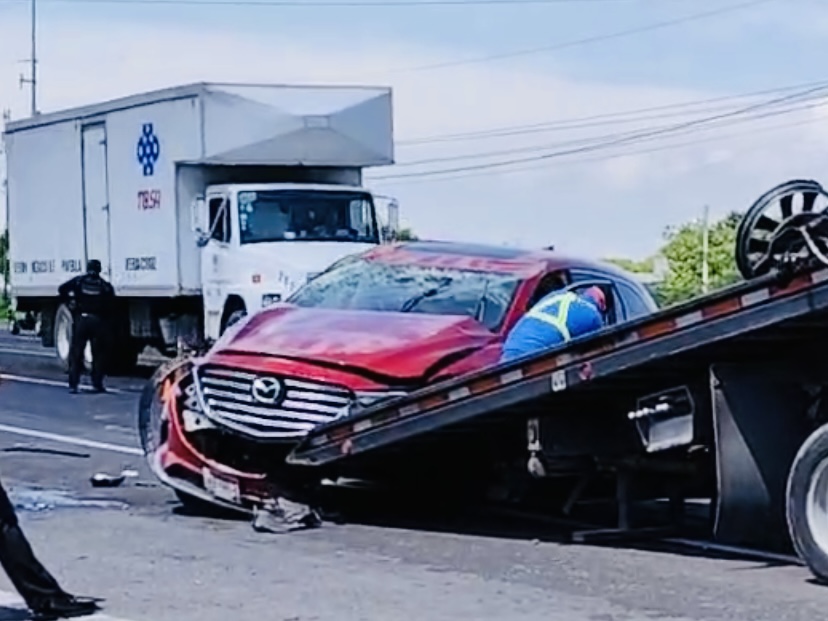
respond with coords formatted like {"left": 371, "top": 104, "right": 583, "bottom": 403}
{"left": 362, "top": 0, "right": 778, "bottom": 75}
{"left": 368, "top": 114, "right": 828, "bottom": 185}
{"left": 372, "top": 83, "right": 828, "bottom": 179}
{"left": 394, "top": 94, "right": 828, "bottom": 167}
{"left": 0, "top": 0, "right": 720, "bottom": 5}
{"left": 397, "top": 78, "right": 828, "bottom": 146}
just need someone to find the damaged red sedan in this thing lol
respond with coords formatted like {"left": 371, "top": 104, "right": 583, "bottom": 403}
{"left": 139, "top": 240, "right": 657, "bottom": 513}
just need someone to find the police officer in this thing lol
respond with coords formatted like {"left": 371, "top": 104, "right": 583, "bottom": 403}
{"left": 57, "top": 260, "right": 115, "bottom": 394}
{"left": 500, "top": 285, "right": 607, "bottom": 364}
{"left": 0, "top": 476, "right": 101, "bottom": 618}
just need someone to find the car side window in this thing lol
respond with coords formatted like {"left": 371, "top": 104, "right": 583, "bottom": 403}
{"left": 569, "top": 269, "right": 625, "bottom": 324}
{"left": 527, "top": 271, "right": 569, "bottom": 311}
{"left": 618, "top": 281, "right": 655, "bottom": 320}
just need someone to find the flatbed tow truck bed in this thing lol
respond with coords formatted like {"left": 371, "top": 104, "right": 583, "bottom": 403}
{"left": 286, "top": 179, "right": 828, "bottom": 583}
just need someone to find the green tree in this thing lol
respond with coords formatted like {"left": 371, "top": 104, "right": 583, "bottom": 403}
{"left": 603, "top": 256, "right": 655, "bottom": 274}
{"left": 0, "top": 229, "right": 7, "bottom": 271}
{"left": 396, "top": 227, "right": 419, "bottom": 241}
{"left": 0, "top": 229, "right": 8, "bottom": 314}
{"left": 655, "top": 211, "right": 742, "bottom": 306}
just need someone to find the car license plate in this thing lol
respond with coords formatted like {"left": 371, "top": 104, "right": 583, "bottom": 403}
{"left": 202, "top": 468, "right": 240, "bottom": 504}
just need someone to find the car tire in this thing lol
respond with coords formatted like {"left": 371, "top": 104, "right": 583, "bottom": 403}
{"left": 787, "top": 422, "right": 828, "bottom": 583}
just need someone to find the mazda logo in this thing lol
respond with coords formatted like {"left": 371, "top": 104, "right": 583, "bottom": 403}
{"left": 250, "top": 377, "right": 282, "bottom": 404}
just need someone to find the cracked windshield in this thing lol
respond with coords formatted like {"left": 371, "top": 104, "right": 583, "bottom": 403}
{"left": 1, "top": 0, "right": 827, "bottom": 619}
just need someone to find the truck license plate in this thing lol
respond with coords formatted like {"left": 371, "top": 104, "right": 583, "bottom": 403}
{"left": 202, "top": 468, "right": 240, "bottom": 504}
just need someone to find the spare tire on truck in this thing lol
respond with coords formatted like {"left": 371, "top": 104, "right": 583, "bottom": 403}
{"left": 787, "top": 422, "right": 828, "bottom": 582}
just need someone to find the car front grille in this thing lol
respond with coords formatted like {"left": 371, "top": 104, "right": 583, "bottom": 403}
{"left": 194, "top": 364, "right": 352, "bottom": 440}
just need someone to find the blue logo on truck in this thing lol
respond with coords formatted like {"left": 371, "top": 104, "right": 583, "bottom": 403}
{"left": 136, "top": 123, "right": 160, "bottom": 176}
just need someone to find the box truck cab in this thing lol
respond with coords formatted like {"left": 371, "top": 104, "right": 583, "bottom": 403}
{"left": 192, "top": 183, "right": 397, "bottom": 339}
{"left": 3, "top": 82, "right": 400, "bottom": 372}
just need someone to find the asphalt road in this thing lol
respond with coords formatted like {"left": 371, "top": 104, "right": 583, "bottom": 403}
{"left": 0, "top": 328, "right": 828, "bottom": 621}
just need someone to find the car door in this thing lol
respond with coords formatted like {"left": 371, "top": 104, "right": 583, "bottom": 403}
{"left": 568, "top": 268, "right": 627, "bottom": 326}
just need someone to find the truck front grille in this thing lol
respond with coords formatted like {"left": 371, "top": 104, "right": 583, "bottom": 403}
{"left": 194, "top": 364, "right": 352, "bottom": 440}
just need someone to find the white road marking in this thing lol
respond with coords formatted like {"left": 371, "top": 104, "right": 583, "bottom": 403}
{"left": 0, "top": 423, "right": 143, "bottom": 456}
{"left": 0, "top": 589, "right": 138, "bottom": 620}
{"left": 0, "top": 373, "right": 130, "bottom": 394}
{"left": 0, "top": 346, "right": 52, "bottom": 358}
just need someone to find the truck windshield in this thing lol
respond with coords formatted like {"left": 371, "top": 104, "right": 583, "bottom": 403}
{"left": 237, "top": 190, "right": 379, "bottom": 244}
{"left": 287, "top": 258, "right": 521, "bottom": 332}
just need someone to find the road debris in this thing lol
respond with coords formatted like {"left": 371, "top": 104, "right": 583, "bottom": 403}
{"left": 9, "top": 487, "right": 128, "bottom": 512}
{"left": 90, "top": 468, "right": 141, "bottom": 488}
{"left": 252, "top": 498, "right": 322, "bottom": 534}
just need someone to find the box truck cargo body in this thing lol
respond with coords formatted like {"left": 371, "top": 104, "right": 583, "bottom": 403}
{"left": 3, "top": 82, "right": 399, "bottom": 371}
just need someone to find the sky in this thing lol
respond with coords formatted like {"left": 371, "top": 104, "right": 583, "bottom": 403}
{"left": 1, "top": 0, "right": 828, "bottom": 260}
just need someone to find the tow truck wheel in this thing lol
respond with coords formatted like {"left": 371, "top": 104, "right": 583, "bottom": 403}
{"left": 54, "top": 304, "right": 92, "bottom": 373}
{"left": 786, "top": 422, "right": 828, "bottom": 583}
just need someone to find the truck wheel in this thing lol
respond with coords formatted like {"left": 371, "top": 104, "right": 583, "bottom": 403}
{"left": 220, "top": 309, "right": 247, "bottom": 335}
{"left": 786, "top": 422, "right": 828, "bottom": 582}
{"left": 54, "top": 304, "right": 92, "bottom": 372}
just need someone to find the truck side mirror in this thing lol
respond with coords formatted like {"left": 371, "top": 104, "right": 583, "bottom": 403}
{"left": 190, "top": 196, "right": 210, "bottom": 246}
{"left": 191, "top": 196, "right": 206, "bottom": 233}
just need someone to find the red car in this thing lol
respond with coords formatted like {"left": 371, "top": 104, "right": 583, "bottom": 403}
{"left": 140, "top": 240, "right": 658, "bottom": 513}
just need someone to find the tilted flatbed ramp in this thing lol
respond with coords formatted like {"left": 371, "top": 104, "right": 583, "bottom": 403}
{"left": 287, "top": 265, "right": 828, "bottom": 468}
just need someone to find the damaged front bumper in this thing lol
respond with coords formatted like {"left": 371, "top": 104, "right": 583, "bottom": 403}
{"left": 139, "top": 358, "right": 284, "bottom": 513}
{"left": 139, "top": 358, "right": 409, "bottom": 513}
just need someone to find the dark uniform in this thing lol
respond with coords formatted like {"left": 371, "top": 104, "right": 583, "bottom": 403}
{"left": 57, "top": 260, "right": 115, "bottom": 394}
{"left": 0, "top": 477, "right": 101, "bottom": 618}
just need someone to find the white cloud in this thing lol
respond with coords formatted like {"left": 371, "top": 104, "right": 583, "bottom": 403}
{"left": 1, "top": 9, "right": 826, "bottom": 259}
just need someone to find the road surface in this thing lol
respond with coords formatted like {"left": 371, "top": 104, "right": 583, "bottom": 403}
{"left": 0, "top": 328, "right": 827, "bottom": 621}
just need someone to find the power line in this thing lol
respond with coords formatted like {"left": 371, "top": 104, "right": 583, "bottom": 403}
{"left": 365, "top": 0, "right": 777, "bottom": 75}
{"left": 0, "top": 0, "right": 714, "bottom": 5}
{"left": 373, "top": 83, "right": 828, "bottom": 179}
{"left": 397, "top": 78, "right": 828, "bottom": 146}
{"left": 394, "top": 93, "right": 828, "bottom": 167}
{"left": 371, "top": 114, "right": 828, "bottom": 185}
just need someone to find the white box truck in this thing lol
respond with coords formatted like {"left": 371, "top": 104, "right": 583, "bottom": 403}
{"left": 2, "top": 82, "right": 400, "bottom": 372}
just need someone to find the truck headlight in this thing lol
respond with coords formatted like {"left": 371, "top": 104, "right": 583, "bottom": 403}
{"left": 262, "top": 293, "right": 282, "bottom": 307}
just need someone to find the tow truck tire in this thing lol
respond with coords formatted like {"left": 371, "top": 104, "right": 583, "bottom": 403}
{"left": 786, "top": 422, "right": 828, "bottom": 583}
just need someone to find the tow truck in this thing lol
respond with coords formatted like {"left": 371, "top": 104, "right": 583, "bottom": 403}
{"left": 280, "top": 179, "right": 828, "bottom": 582}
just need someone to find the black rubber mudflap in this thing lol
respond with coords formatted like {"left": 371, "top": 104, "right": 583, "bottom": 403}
{"left": 711, "top": 361, "right": 812, "bottom": 552}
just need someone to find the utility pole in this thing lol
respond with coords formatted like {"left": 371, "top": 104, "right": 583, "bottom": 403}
{"left": 19, "top": 0, "right": 38, "bottom": 116}
{"left": 701, "top": 204, "right": 710, "bottom": 294}
{"left": 1, "top": 109, "right": 10, "bottom": 305}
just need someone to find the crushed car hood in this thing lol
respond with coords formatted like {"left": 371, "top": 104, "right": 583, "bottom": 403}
{"left": 215, "top": 306, "right": 498, "bottom": 382}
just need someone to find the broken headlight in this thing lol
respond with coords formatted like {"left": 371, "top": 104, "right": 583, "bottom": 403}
{"left": 338, "top": 390, "right": 408, "bottom": 418}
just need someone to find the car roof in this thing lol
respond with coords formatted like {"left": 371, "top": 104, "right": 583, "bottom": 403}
{"left": 358, "top": 239, "right": 635, "bottom": 280}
